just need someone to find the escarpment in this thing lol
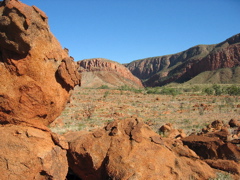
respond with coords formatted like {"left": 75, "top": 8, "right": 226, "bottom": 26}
{"left": 78, "top": 58, "right": 143, "bottom": 88}
{"left": 126, "top": 33, "right": 240, "bottom": 86}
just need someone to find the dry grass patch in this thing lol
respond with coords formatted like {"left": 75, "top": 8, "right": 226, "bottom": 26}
{"left": 50, "top": 86, "right": 240, "bottom": 134}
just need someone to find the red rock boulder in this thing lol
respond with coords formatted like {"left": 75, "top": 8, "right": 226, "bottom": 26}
{"left": 0, "top": 0, "right": 80, "bottom": 129}
{"left": 205, "top": 159, "right": 240, "bottom": 176}
{"left": 182, "top": 134, "right": 240, "bottom": 162}
{"left": 159, "top": 123, "right": 186, "bottom": 139}
{"left": 0, "top": 1, "right": 80, "bottom": 179}
{"left": 0, "top": 124, "right": 68, "bottom": 180}
{"left": 65, "top": 118, "right": 216, "bottom": 180}
{"left": 229, "top": 119, "right": 240, "bottom": 128}
{"left": 182, "top": 135, "right": 225, "bottom": 159}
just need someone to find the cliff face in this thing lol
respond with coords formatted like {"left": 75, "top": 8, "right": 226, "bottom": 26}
{"left": 126, "top": 33, "right": 240, "bottom": 86}
{"left": 78, "top": 58, "right": 143, "bottom": 88}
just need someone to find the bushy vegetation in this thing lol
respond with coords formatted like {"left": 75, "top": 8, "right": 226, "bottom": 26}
{"left": 98, "top": 85, "right": 110, "bottom": 89}
{"left": 143, "top": 84, "right": 240, "bottom": 97}
{"left": 97, "top": 84, "right": 144, "bottom": 93}
{"left": 225, "top": 85, "right": 240, "bottom": 96}
{"left": 203, "top": 87, "right": 215, "bottom": 95}
{"left": 145, "top": 87, "right": 161, "bottom": 94}
{"left": 96, "top": 83, "right": 240, "bottom": 96}
{"left": 160, "top": 87, "right": 182, "bottom": 96}
{"left": 117, "top": 85, "right": 144, "bottom": 93}
{"left": 203, "top": 84, "right": 240, "bottom": 96}
{"left": 145, "top": 87, "right": 181, "bottom": 96}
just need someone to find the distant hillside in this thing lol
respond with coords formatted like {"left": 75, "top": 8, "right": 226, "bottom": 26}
{"left": 125, "top": 33, "right": 240, "bottom": 86}
{"left": 77, "top": 58, "right": 143, "bottom": 88}
{"left": 185, "top": 66, "right": 240, "bottom": 84}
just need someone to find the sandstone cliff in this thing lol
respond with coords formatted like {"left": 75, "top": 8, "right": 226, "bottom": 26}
{"left": 78, "top": 58, "right": 143, "bottom": 88}
{"left": 126, "top": 33, "right": 240, "bottom": 86}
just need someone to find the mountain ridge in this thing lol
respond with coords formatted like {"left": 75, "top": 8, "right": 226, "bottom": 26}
{"left": 125, "top": 33, "right": 240, "bottom": 86}
{"left": 77, "top": 58, "right": 143, "bottom": 88}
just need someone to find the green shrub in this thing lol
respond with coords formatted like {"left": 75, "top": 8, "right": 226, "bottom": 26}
{"left": 203, "top": 87, "right": 214, "bottom": 95}
{"left": 98, "top": 85, "right": 110, "bottom": 89}
{"left": 146, "top": 87, "right": 161, "bottom": 94}
{"left": 192, "top": 85, "right": 201, "bottom": 92}
{"left": 212, "top": 84, "right": 223, "bottom": 95}
{"left": 117, "top": 85, "right": 143, "bottom": 93}
{"left": 118, "top": 85, "right": 131, "bottom": 91}
{"left": 225, "top": 85, "right": 240, "bottom": 96}
{"left": 160, "top": 87, "right": 181, "bottom": 96}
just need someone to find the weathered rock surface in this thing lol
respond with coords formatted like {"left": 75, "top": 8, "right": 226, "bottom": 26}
{"left": 0, "top": 124, "right": 68, "bottom": 180}
{"left": 205, "top": 159, "right": 240, "bottom": 175}
{"left": 158, "top": 123, "right": 186, "bottom": 139}
{"left": 126, "top": 33, "right": 240, "bottom": 86}
{"left": 183, "top": 134, "right": 240, "bottom": 162}
{"left": 0, "top": 0, "right": 80, "bottom": 128}
{"left": 78, "top": 58, "right": 143, "bottom": 88}
{"left": 65, "top": 118, "right": 215, "bottom": 180}
{"left": 182, "top": 135, "right": 226, "bottom": 160}
{"left": 229, "top": 119, "right": 240, "bottom": 128}
{"left": 0, "top": 1, "right": 80, "bottom": 180}
{"left": 182, "top": 120, "right": 240, "bottom": 177}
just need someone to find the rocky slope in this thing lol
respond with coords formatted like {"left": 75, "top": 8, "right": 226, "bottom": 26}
{"left": 125, "top": 33, "right": 240, "bottom": 86}
{"left": 186, "top": 66, "right": 240, "bottom": 84}
{"left": 78, "top": 58, "right": 143, "bottom": 88}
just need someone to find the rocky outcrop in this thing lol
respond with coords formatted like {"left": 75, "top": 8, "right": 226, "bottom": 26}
{"left": 0, "top": 0, "right": 80, "bottom": 128}
{"left": 65, "top": 118, "right": 216, "bottom": 180}
{"left": 182, "top": 120, "right": 240, "bottom": 178}
{"left": 158, "top": 123, "right": 186, "bottom": 139}
{"left": 205, "top": 159, "right": 240, "bottom": 175}
{"left": 0, "top": 1, "right": 80, "bottom": 179}
{"left": 78, "top": 58, "right": 143, "bottom": 88}
{"left": 126, "top": 33, "right": 240, "bottom": 86}
{"left": 0, "top": 124, "right": 68, "bottom": 180}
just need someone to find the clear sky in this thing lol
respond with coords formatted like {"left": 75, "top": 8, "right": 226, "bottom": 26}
{"left": 23, "top": 0, "right": 240, "bottom": 64}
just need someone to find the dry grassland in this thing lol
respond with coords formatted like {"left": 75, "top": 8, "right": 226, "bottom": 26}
{"left": 50, "top": 86, "right": 240, "bottom": 135}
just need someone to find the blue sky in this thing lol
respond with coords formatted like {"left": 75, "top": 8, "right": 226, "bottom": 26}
{"left": 23, "top": 0, "right": 240, "bottom": 64}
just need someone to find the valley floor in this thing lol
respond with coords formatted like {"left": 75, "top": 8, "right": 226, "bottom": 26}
{"left": 51, "top": 86, "right": 240, "bottom": 135}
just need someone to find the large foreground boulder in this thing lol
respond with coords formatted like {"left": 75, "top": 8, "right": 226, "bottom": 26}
{"left": 0, "top": 1, "right": 80, "bottom": 179}
{"left": 0, "top": 0, "right": 80, "bottom": 129}
{"left": 0, "top": 124, "right": 68, "bottom": 180}
{"left": 65, "top": 118, "right": 216, "bottom": 180}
